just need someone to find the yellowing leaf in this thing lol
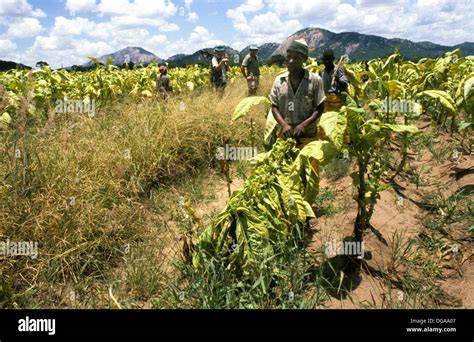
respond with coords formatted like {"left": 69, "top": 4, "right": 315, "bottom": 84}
{"left": 1, "top": 112, "right": 12, "bottom": 124}
{"left": 318, "top": 111, "right": 347, "bottom": 151}
{"left": 417, "top": 90, "right": 457, "bottom": 113}
{"left": 232, "top": 96, "right": 271, "bottom": 121}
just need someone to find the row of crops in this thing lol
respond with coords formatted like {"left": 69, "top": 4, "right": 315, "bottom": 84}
{"left": 191, "top": 48, "right": 473, "bottom": 280}
{"left": 0, "top": 61, "right": 280, "bottom": 125}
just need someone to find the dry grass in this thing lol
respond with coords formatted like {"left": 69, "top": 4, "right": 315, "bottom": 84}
{"left": 0, "top": 76, "right": 275, "bottom": 308}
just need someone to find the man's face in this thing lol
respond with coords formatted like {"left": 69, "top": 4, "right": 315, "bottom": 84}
{"left": 250, "top": 50, "right": 258, "bottom": 57}
{"left": 286, "top": 51, "right": 306, "bottom": 74}
{"left": 217, "top": 51, "right": 225, "bottom": 57}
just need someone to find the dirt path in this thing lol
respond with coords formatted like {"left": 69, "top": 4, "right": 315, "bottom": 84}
{"left": 308, "top": 126, "right": 473, "bottom": 308}
{"left": 169, "top": 129, "right": 473, "bottom": 309}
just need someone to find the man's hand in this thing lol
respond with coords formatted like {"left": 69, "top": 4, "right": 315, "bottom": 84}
{"left": 282, "top": 124, "right": 293, "bottom": 138}
{"left": 246, "top": 75, "right": 253, "bottom": 81}
{"left": 293, "top": 123, "right": 306, "bottom": 137}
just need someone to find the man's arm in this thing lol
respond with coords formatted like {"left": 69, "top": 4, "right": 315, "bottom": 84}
{"left": 217, "top": 59, "right": 227, "bottom": 70}
{"left": 241, "top": 55, "right": 251, "bottom": 79}
{"left": 272, "top": 105, "right": 293, "bottom": 138}
{"left": 294, "top": 76, "right": 326, "bottom": 137}
{"left": 293, "top": 102, "right": 324, "bottom": 137}
{"left": 240, "top": 65, "right": 248, "bottom": 78}
{"left": 213, "top": 57, "right": 228, "bottom": 71}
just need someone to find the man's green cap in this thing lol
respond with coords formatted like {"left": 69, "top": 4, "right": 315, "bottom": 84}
{"left": 287, "top": 38, "right": 309, "bottom": 58}
{"left": 215, "top": 45, "right": 226, "bottom": 52}
{"left": 249, "top": 44, "right": 259, "bottom": 51}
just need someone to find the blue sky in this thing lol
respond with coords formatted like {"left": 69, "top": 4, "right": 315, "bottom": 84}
{"left": 0, "top": 0, "right": 473, "bottom": 68}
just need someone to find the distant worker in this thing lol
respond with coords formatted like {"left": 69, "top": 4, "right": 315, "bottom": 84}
{"left": 319, "top": 49, "right": 348, "bottom": 112}
{"left": 269, "top": 38, "right": 325, "bottom": 147}
{"left": 241, "top": 44, "right": 260, "bottom": 96}
{"left": 362, "top": 61, "right": 370, "bottom": 82}
{"left": 211, "top": 45, "right": 229, "bottom": 92}
{"left": 156, "top": 65, "right": 172, "bottom": 99}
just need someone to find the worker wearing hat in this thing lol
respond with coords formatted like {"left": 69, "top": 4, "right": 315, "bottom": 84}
{"left": 268, "top": 38, "right": 326, "bottom": 183}
{"left": 241, "top": 44, "right": 261, "bottom": 96}
{"left": 269, "top": 38, "right": 325, "bottom": 145}
{"left": 211, "top": 45, "right": 229, "bottom": 91}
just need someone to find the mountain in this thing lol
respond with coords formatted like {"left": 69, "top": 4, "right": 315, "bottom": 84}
{"left": 239, "top": 43, "right": 279, "bottom": 64}
{"left": 167, "top": 43, "right": 278, "bottom": 67}
{"left": 0, "top": 60, "right": 31, "bottom": 72}
{"left": 166, "top": 46, "right": 239, "bottom": 67}
{"left": 454, "top": 42, "right": 474, "bottom": 53}
{"left": 81, "top": 46, "right": 163, "bottom": 68}
{"left": 271, "top": 27, "right": 474, "bottom": 62}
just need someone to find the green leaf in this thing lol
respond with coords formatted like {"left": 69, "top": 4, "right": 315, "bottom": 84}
{"left": 459, "top": 121, "right": 472, "bottom": 129}
{"left": 387, "top": 80, "right": 405, "bottom": 98}
{"left": 350, "top": 171, "right": 360, "bottom": 187}
{"left": 263, "top": 109, "right": 280, "bottom": 150}
{"left": 232, "top": 96, "right": 271, "bottom": 121}
{"left": 382, "top": 124, "right": 419, "bottom": 134}
{"left": 87, "top": 56, "right": 100, "bottom": 68}
{"left": 416, "top": 90, "right": 456, "bottom": 113}
{"left": 298, "top": 140, "right": 337, "bottom": 166}
{"left": 303, "top": 201, "right": 315, "bottom": 218}
{"left": 464, "top": 76, "right": 474, "bottom": 103}
{"left": 318, "top": 111, "right": 347, "bottom": 150}
{"left": 368, "top": 99, "right": 384, "bottom": 113}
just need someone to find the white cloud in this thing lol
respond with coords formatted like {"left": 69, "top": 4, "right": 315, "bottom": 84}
{"left": 66, "top": 0, "right": 97, "bottom": 15}
{"left": 324, "top": 0, "right": 474, "bottom": 45}
{"left": 226, "top": 0, "right": 264, "bottom": 25}
{"left": 6, "top": 17, "right": 44, "bottom": 38}
{"left": 50, "top": 16, "right": 95, "bottom": 36}
{"left": 249, "top": 12, "right": 301, "bottom": 35}
{"left": 355, "top": 0, "right": 409, "bottom": 7}
{"left": 187, "top": 11, "right": 199, "bottom": 23}
{"left": 159, "top": 23, "right": 180, "bottom": 32}
{"left": 0, "top": 0, "right": 46, "bottom": 18}
{"left": 226, "top": 2, "right": 303, "bottom": 47}
{"left": 32, "top": 35, "right": 75, "bottom": 51}
{"left": 184, "top": 0, "right": 193, "bottom": 10}
{"left": 189, "top": 26, "right": 217, "bottom": 44}
{"left": 157, "top": 25, "right": 224, "bottom": 58}
{"left": 0, "top": 38, "right": 17, "bottom": 55}
{"left": 109, "top": 16, "right": 166, "bottom": 29}
{"left": 74, "top": 39, "right": 113, "bottom": 57}
{"left": 96, "top": 0, "right": 177, "bottom": 18}
{"left": 231, "top": 41, "right": 248, "bottom": 50}
{"left": 267, "top": 0, "right": 340, "bottom": 20}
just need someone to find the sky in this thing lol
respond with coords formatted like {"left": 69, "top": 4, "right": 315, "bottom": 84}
{"left": 0, "top": 0, "right": 473, "bottom": 68}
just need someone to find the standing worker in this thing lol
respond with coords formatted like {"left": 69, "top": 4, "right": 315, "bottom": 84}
{"left": 269, "top": 38, "right": 325, "bottom": 147}
{"left": 319, "top": 49, "right": 348, "bottom": 112}
{"left": 156, "top": 65, "right": 172, "bottom": 99}
{"left": 269, "top": 38, "right": 325, "bottom": 198}
{"left": 241, "top": 44, "right": 260, "bottom": 96}
{"left": 211, "top": 45, "right": 229, "bottom": 92}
